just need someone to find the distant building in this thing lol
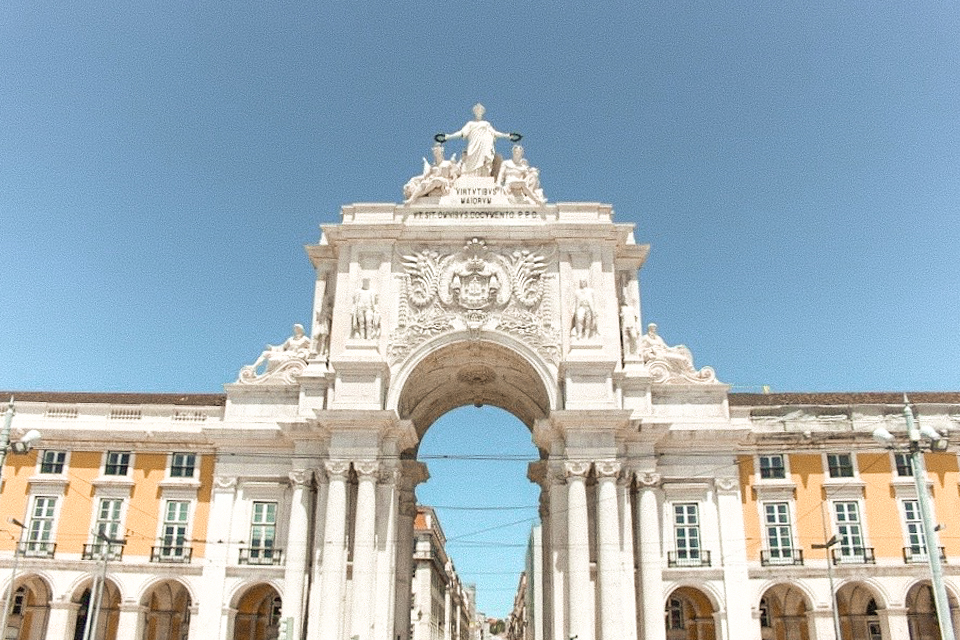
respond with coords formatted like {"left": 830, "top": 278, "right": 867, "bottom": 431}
{"left": 411, "top": 506, "right": 476, "bottom": 640}
{"left": 505, "top": 572, "right": 526, "bottom": 640}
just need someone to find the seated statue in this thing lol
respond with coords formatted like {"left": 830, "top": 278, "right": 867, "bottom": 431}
{"left": 640, "top": 323, "right": 716, "bottom": 383}
{"left": 404, "top": 144, "right": 460, "bottom": 203}
{"left": 241, "top": 324, "right": 312, "bottom": 382}
{"left": 496, "top": 145, "right": 545, "bottom": 204}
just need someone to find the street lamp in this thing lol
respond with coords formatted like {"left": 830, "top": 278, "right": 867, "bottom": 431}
{"left": 81, "top": 530, "right": 125, "bottom": 640}
{"left": 0, "top": 398, "right": 42, "bottom": 485}
{"left": 811, "top": 527, "right": 842, "bottom": 640}
{"left": 872, "top": 399, "right": 956, "bottom": 640}
{"left": 0, "top": 518, "right": 26, "bottom": 640}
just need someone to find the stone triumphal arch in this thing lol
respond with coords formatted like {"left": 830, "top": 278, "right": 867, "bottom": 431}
{"left": 228, "top": 106, "right": 729, "bottom": 640}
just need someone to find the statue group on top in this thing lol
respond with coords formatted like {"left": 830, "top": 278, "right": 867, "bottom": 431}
{"left": 639, "top": 323, "right": 716, "bottom": 384}
{"left": 239, "top": 323, "right": 314, "bottom": 384}
{"left": 403, "top": 104, "right": 545, "bottom": 205}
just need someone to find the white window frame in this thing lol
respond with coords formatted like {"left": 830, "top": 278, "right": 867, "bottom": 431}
{"left": 760, "top": 500, "right": 798, "bottom": 564}
{"left": 892, "top": 452, "right": 914, "bottom": 477}
{"left": 246, "top": 501, "right": 279, "bottom": 563}
{"left": 824, "top": 452, "right": 858, "bottom": 480}
{"left": 832, "top": 499, "right": 869, "bottom": 563}
{"left": 672, "top": 502, "right": 702, "bottom": 566}
{"left": 102, "top": 451, "right": 134, "bottom": 478}
{"left": 900, "top": 499, "right": 927, "bottom": 560}
{"left": 167, "top": 452, "right": 198, "bottom": 480}
{"left": 24, "top": 495, "right": 60, "bottom": 557}
{"left": 36, "top": 450, "right": 69, "bottom": 475}
{"left": 757, "top": 454, "right": 788, "bottom": 481}
{"left": 156, "top": 498, "right": 194, "bottom": 560}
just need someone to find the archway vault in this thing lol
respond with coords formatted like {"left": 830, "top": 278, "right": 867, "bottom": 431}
{"left": 392, "top": 336, "right": 554, "bottom": 442}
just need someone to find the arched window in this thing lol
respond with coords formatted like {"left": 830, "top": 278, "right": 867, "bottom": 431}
{"left": 668, "top": 598, "right": 685, "bottom": 630}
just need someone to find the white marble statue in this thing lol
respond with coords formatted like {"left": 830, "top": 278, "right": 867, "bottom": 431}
{"left": 439, "top": 103, "right": 516, "bottom": 177}
{"left": 313, "top": 309, "right": 331, "bottom": 359}
{"left": 239, "top": 324, "right": 312, "bottom": 383}
{"left": 351, "top": 279, "right": 381, "bottom": 340}
{"left": 571, "top": 280, "right": 598, "bottom": 339}
{"left": 496, "top": 145, "right": 545, "bottom": 204}
{"left": 639, "top": 323, "right": 717, "bottom": 383}
{"left": 403, "top": 143, "right": 460, "bottom": 203}
{"left": 620, "top": 301, "right": 640, "bottom": 357}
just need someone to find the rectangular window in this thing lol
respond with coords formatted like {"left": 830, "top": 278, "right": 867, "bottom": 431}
{"left": 39, "top": 451, "right": 66, "bottom": 474}
{"left": 759, "top": 454, "right": 786, "bottom": 479}
{"left": 827, "top": 453, "right": 854, "bottom": 478}
{"left": 170, "top": 453, "right": 196, "bottom": 478}
{"left": 91, "top": 498, "right": 124, "bottom": 559}
{"left": 160, "top": 501, "right": 190, "bottom": 559}
{"left": 25, "top": 496, "right": 57, "bottom": 557}
{"left": 674, "top": 503, "right": 701, "bottom": 565}
{"left": 104, "top": 451, "right": 131, "bottom": 476}
{"left": 903, "top": 500, "right": 925, "bottom": 557}
{"left": 834, "top": 501, "right": 865, "bottom": 561}
{"left": 894, "top": 453, "right": 913, "bottom": 477}
{"left": 248, "top": 501, "right": 277, "bottom": 563}
{"left": 764, "top": 502, "right": 795, "bottom": 563}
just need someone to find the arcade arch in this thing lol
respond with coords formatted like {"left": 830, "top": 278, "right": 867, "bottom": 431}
{"left": 757, "top": 583, "right": 812, "bottom": 640}
{"left": 230, "top": 583, "right": 281, "bottom": 640}
{"left": 71, "top": 578, "right": 121, "bottom": 640}
{"left": 905, "top": 580, "right": 960, "bottom": 640}
{"left": 3, "top": 574, "right": 51, "bottom": 640}
{"left": 140, "top": 579, "right": 192, "bottom": 640}
{"left": 665, "top": 586, "right": 717, "bottom": 640}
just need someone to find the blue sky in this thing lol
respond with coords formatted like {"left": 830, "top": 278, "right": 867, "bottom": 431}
{"left": 2, "top": 1, "right": 959, "bottom": 617}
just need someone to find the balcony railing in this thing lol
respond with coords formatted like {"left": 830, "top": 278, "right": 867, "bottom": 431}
{"left": 831, "top": 547, "right": 876, "bottom": 565}
{"left": 82, "top": 543, "right": 124, "bottom": 561}
{"left": 667, "top": 550, "right": 711, "bottom": 568}
{"left": 150, "top": 545, "right": 193, "bottom": 563}
{"left": 18, "top": 542, "right": 56, "bottom": 559}
{"left": 239, "top": 547, "right": 283, "bottom": 566}
{"left": 761, "top": 549, "right": 804, "bottom": 566}
{"left": 903, "top": 546, "right": 947, "bottom": 564}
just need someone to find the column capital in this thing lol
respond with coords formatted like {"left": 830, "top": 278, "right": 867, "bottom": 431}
{"left": 378, "top": 460, "right": 401, "bottom": 484}
{"left": 594, "top": 460, "right": 622, "bottom": 479}
{"left": 714, "top": 477, "right": 739, "bottom": 493}
{"left": 213, "top": 475, "right": 238, "bottom": 490}
{"left": 324, "top": 460, "right": 351, "bottom": 479}
{"left": 289, "top": 469, "right": 313, "bottom": 487}
{"left": 354, "top": 459, "right": 380, "bottom": 479}
{"left": 564, "top": 461, "right": 592, "bottom": 479}
{"left": 635, "top": 471, "right": 662, "bottom": 488}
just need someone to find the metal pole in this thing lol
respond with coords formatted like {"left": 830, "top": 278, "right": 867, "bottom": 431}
{"left": 0, "top": 398, "right": 15, "bottom": 487}
{"left": 80, "top": 553, "right": 103, "bottom": 640}
{"left": 0, "top": 519, "right": 25, "bottom": 640}
{"left": 816, "top": 501, "right": 842, "bottom": 640}
{"left": 905, "top": 404, "right": 957, "bottom": 640}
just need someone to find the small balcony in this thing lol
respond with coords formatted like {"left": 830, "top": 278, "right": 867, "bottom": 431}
{"left": 761, "top": 549, "right": 804, "bottom": 566}
{"left": 150, "top": 545, "right": 193, "bottom": 563}
{"left": 831, "top": 547, "right": 876, "bottom": 565}
{"left": 667, "top": 550, "right": 711, "bottom": 568}
{"left": 82, "top": 543, "right": 124, "bottom": 561}
{"left": 239, "top": 547, "right": 284, "bottom": 566}
{"left": 18, "top": 542, "right": 56, "bottom": 559}
{"left": 903, "top": 546, "right": 946, "bottom": 564}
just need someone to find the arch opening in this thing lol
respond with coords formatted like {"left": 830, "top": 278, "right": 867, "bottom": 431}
{"left": 395, "top": 338, "right": 553, "bottom": 450}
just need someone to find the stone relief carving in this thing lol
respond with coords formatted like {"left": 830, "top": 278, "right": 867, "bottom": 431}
{"left": 570, "top": 280, "right": 598, "bottom": 340}
{"left": 288, "top": 469, "right": 313, "bottom": 487}
{"left": 351, "top": 279, "right": 381, "bottom": 340}
{"left": 313, "top": 301, "right": 332, "bottom": 361}
{"left": 238, "top": 324, "right": 311, "bottom": 385}
{"left": 564, "top": 461, "right": 592, "bottom": 478}
{"left": 594, "top": 461, "right": 622, "bottom": 478}
{"left": 635, "top": 471, "right": 662, "bottom": 488}
{"left": 714, "top": 477, "right": 739, "bottom": 492}
{"left": 390, "top": 238, "right": 560, "bottom": 364}
{"left": 640, "top": 323, "right": 717, "bottom": 384}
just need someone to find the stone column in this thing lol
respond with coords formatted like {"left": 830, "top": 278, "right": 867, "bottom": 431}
{"left": 549, "top": 467, "right": 567, "bottom": 640}
{"left": 395, "top": 461, "right": 427, "bottom": 640}
{"left": 715, "top": 477, "right": 752, "bottom": 637}
{"left": 114, "top": 603, "right": 143, "bottom": 640}
{"left": 351, "top": 460, "right": 380, "bottom": 640}
{"left": 807, "top": 609, "right": 836, "bottom": 640}
{"left": 196, "top": 475, "right": 237, "bottom": 638}
{"left": 566, "top": 461, "right": 593, "bottom": 640}
{"left": 44, "top": 601, "right": 76, "bottom": 640}
{"left": 528, "top": 461, "right": 551, "bottom": 640}
{"left": 636, "top": 472, "right": 665, "bottom": 640}
{"left": 284, "top": 469, "right": 313, "bottom": 639}
{"left": 306, "top": 468, "right": 329, "bottom": 640}
{"left": 595, "top": 461, "right": 622, "bottom": 640}
{"left": 878, "top": 606, "right": 909, "bottom": 640}
{"left": 317, "top": 460, "right": 350, "bottom": 640}
{"left": 618, "top": 473, "right": 639, "bottom": 640}
{"left": 375, "top": 463, "right": 400, "bottom": 640}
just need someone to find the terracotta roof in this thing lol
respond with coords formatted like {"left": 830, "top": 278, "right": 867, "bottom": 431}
{"left": 729, "top": 392, "right": 960, "bottom": 406}
{"left": 0, "top": 391, "right": 226, "bottom": 406}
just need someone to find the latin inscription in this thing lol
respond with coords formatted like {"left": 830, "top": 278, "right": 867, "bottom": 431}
{"left": 409, "top": 210, "right": 541, "bottom": 220}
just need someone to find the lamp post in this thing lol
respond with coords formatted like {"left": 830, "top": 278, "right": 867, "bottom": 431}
{"left": 0, "top": 518, "right": 26, "bottom": 640}
{"left": 81, "top": 530, "right": 125, "bottom": 640}
{"left": 873, "top": 399, "right": 956, "bottom": 640}
{"left": 0, "top": 398, "right": 42, "bottom": 486}
{"left": 811, "top": 509, "right": 842, "bottom": 640}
